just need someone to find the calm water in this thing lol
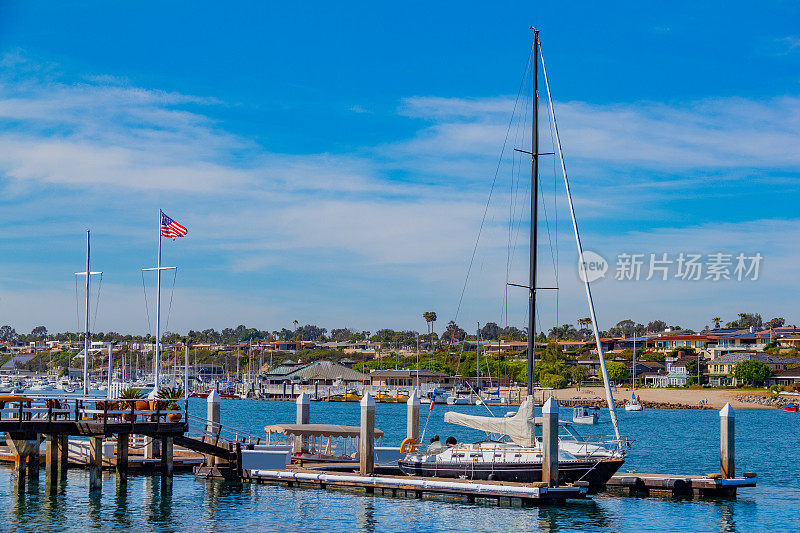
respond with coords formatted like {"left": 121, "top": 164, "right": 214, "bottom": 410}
{"left": 1, "top": 399, "right": 797, "bottom": 532}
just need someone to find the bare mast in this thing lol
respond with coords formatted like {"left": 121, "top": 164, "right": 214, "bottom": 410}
{"left": 526, "top": 29, "right": 540, "bottom": 396}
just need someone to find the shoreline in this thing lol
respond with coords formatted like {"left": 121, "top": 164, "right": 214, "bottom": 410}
{"left": 549, "top": 386, "right": 777, "bottom": 410}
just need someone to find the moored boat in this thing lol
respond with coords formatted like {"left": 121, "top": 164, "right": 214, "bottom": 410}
{"left": 398, "top": 398, "right": 626, "bottom": 493}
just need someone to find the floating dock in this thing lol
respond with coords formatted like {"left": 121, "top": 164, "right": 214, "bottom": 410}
{"left": 607, "top": 472, "right": 757, "bottom": 497}
{"left": 197, "top": 465, "right": 588, "bottom": 504}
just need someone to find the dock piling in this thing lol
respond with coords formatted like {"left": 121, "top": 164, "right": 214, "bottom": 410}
{"left": 27, "top": 434, "right": 40, "bottom": 481}
{"left": 206, "top": 390, "right": 221, "bottom": 466}
{"left": 406, "top": 392, "right": 419, "bottom": 441}
{"left": 58, "top": 434, "right": 69, "bottom": 479}
{"left": 116, "top": 434, "right": 129, "bottom": 484}
{"left": 542, "top": 397, "right": 559, "bottom": 487}
{"left": 45, "top": 434, "right": 58, "bottom": 483}
{"left": 161, "top": 436, "right": 174, "bottom": 480}
{"left": 296, "top": 392, "right": 310, "bottom": 453}
{"left": 89, "top": 436, "right": 102, "bottom": 491}
{"left": 359, "top": 392, "right": 375, "bottom": 475}
{"left": 720, "top": 403, "right": 735, "bottom": 479}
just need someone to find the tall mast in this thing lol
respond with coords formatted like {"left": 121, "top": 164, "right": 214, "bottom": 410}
{"left": 83, "top": 230, "right": 90, "bottom": 396}
{"left": 526, "top": 29, "right": 540, "bottom": 396}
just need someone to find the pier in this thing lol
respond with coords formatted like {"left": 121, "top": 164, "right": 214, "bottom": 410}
{"left": 0, "top": 394, "right": 202, "bottom": 491}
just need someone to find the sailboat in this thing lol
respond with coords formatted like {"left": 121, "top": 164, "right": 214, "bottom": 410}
{"left": 625, "top": 335, "right": 643, "bottom": 411}
{"left": 398, "top": 29, "right": 627, "bottom": 493}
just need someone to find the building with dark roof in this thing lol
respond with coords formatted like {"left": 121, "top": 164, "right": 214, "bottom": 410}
{"left": 263, "top": 360, "right": 369, "bottom": 385}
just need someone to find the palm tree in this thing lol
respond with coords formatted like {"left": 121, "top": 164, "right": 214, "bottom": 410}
{"left": 423, "top": 311, "right": 437, "bottom": 352}
{"left": 712, "top": 317, "right": 721, "bottom": 329}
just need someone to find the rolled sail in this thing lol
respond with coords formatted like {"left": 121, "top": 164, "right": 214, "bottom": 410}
{"left": 443, "top": 398, "right": 536, "bottom": 446}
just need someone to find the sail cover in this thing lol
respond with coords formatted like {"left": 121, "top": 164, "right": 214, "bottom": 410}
{"left": 443, "top": 398, "right": 536, "bottom": 446}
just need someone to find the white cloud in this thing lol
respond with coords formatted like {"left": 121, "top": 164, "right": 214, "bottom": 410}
{"left": 2, "top": 56, "right": 800, "bottom": 333}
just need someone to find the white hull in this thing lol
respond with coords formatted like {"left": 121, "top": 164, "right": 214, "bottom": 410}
{"left": 624, "top": 403, "right": 643, "bottom": 412}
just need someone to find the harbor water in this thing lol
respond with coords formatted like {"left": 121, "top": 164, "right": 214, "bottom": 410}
{"left": 1, "top": 399, "right": 797, "bottom": 532}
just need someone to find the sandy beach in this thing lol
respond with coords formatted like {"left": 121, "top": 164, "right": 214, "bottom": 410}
{"left": 549, "top": 386, "right": 774, "bottom": 410}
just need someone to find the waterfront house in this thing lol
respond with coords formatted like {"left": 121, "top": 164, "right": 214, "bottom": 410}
{"left": 648, "top": 334, "right": 713, "bottom": 356}
{"left": 766, "top": 368, "right": 800, "bottom": 386}
{"left": 640, "top": 356, "right": 691, "bottom": 387}
{"left": 707, "top": 353, "right": 800, "bottom": 386}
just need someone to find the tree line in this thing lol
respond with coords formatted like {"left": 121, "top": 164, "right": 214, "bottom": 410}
{"left": 0, "top": 311, "right": 791, "bottom": 350}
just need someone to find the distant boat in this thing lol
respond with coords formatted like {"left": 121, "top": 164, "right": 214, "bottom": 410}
{"left": 573, "top": 405, "right": 600, "bottom": 424}
{"left": 625, "top": 336, "right": 643, "bottom": 411}
{"left": 783, "top": 403, "right": 798, "bottom": 412}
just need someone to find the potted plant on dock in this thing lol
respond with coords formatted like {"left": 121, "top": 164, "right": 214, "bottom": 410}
{"left": 156, "top": 386, "right": 184, "bottom": 422}
{"left": 119, "top": 387, "right": 144, "bottom": 421}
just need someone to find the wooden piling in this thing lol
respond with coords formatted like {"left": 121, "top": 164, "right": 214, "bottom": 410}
{"left": 406, "top": 392, "right": 419, "bottom": 441}
{"left": 58, "top": 434, "right": 69, "bottom": 478}
{"left": 359, "top": 393, "right": 375, "bottom": 475}
{"left": 296, "top": 392, "right": 310, "bottom": 453}
{"left": 89, "top": 436, "right": 102, "bottom": 491}
{"left": 116, "top": 434, "right": 129, "bottom": 484}
{"left": 161, "top": 436, "right": 174, "bottom": 479}
{"left": 542, "top": 397, "right": 559, "bottom": 487}
{"left": 45, "top": 434, "right": 58, "bottom": 483}
{"left": 27, "top": 434, "right": 40, "bottom": 480}
{"left": 145, "top": 437, "right": 159, "bottom": 459}
{"left": 720, "top": 403, "right": 735, "bottom": 479}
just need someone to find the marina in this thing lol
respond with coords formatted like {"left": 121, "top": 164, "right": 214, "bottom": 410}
{"left": 1, "top": 1, "right": 798, "bottom": 531}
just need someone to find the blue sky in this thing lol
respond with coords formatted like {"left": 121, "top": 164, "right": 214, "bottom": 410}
{"left": 1, "top": 1, "right": 799, "bottom": 336}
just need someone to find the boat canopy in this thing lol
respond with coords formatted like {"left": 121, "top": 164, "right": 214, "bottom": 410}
{"left": 264, "top": 423, "right": 384, "bottom": 438}
{"left": 444, "top": 397, "right": 536, "bottom": 446}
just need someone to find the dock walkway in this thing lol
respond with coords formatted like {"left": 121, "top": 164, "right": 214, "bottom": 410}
{"left": 197, "top": 465, "right": 588, "bottom": 504}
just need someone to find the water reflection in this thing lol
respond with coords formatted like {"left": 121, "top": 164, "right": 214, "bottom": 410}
{"left": 88, "top": 486, "right": 103, "bottom": 526}
{"left": 113, "top": 480, "right": 131, "bottom": 529}
{"left": 355, "top": 495, "right": 376, "bottom": 533}
{"left": 145, "top": 476, "right": 176, "bottom": 530}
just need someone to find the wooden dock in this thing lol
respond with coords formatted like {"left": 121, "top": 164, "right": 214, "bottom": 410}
{"left": 197, "top": 465, "right": 588, "bottom": 504}
{"left": 607, "top": 472, "right": 757, "bottom": 497}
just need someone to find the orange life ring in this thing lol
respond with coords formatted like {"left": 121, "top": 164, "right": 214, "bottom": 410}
{"left": 400, "top": 437, "right": 418, "bottom": 454}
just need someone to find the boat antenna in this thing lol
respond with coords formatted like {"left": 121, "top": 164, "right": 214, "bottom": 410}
{"left": 540, "top": 44, "right": 621, "bottom": 440}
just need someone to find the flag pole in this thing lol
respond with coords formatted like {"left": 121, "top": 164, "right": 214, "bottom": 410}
{"left": 83, "top": 230, "right": 90, "bottom": 396}
{"left": 155, "top": 210, "right": 162, "bottom": 394}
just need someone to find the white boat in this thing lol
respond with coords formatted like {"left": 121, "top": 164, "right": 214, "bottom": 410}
{"left": 400, "top": 30, "right": 629, "bottom": 495}
{"left": 625, "top": 394, "right": 643, "bottom": 411}
{"left": 625, "top": 335, "right": 643, "bottom": 411}
{"left": 398, "top": 398, "right": 625, "bottom": 493}
{"left": 573, "top": 405, "right": 599, "bottom": 424}
{"left": 446, "top": 395, "right": 469, "bottom": 405}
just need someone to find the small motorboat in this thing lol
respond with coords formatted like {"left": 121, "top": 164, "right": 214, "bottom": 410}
{"left": 783, "top": 403, "right": 798, "bottom": 412}
{"left": 573, "top": 405, "right": 600, "bottom": 424}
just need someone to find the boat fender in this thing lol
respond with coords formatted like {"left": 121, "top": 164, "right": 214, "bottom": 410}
{"left": 400, "top": 437, "right": 418, "bottom": 454}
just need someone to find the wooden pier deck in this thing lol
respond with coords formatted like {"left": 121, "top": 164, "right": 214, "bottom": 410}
{"left": 196, "top": 464, "right": 588, "bottom": 504}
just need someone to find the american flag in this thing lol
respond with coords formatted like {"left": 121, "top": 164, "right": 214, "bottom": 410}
{"left": 160, "top": 211, "right": 188, "bottom": 240}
